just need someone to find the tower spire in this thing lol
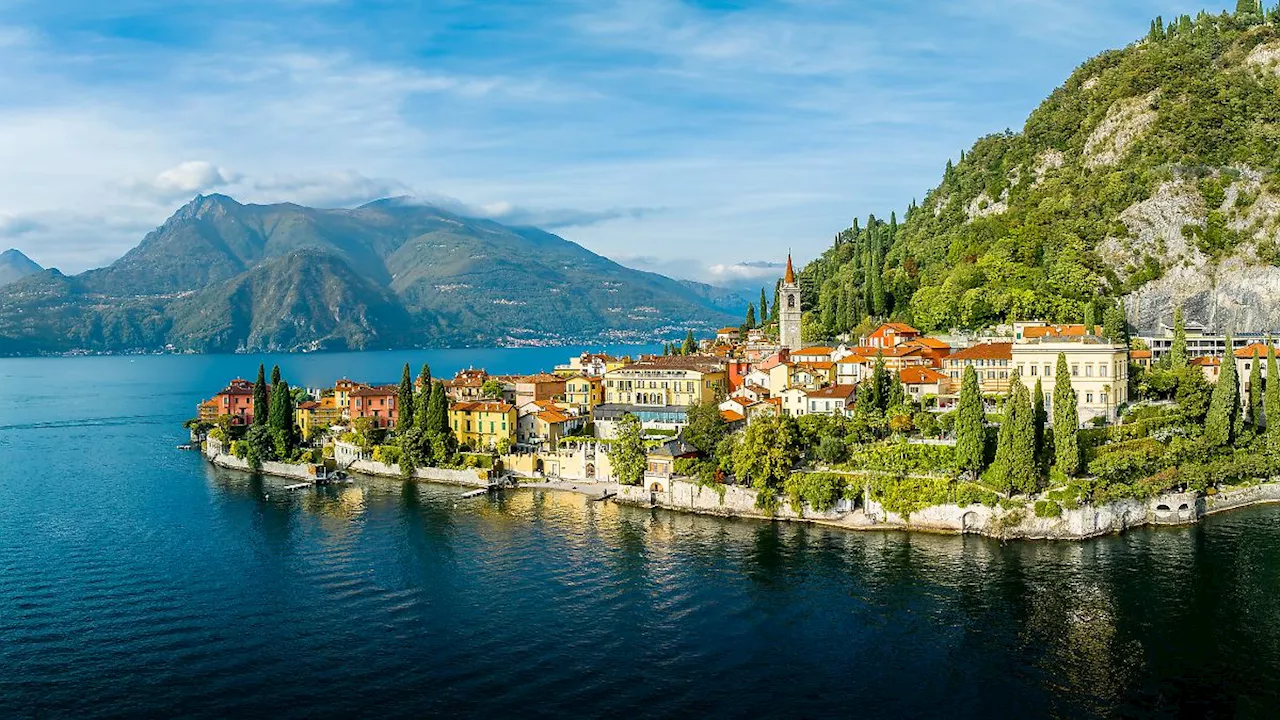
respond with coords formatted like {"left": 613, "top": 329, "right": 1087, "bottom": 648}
{"left": 784, "top": 252, "right": 796, "bottom": 285}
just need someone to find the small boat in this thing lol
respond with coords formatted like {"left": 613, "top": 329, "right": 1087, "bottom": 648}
{"left": 175, "top": 444, "right": 193, "bottom": 450}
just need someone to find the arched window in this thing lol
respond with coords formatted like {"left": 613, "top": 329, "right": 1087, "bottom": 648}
{"left": 787, "top": 294, "right": 796, "bottom": 309}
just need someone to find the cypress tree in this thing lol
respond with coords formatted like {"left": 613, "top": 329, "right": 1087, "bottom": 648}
{"left": 871, "top": 352, "right": 888, "bottom": 411}
{"left": 1053, "top": 353, "right": 1080, "bottom": 477}
{"left": 398, "top": 362, "right": 415, "bottom": 432}
{"left": 415, "top": 367, "right": 432, "bottom": 430}
{"left": 1084, "top": 301, "right": 1097, "bottom": 331}
{"left": 746, "top": 303, "right": 757, "bottom": 328}
{"left": 759, "top": 288, "right": 768, "bottom": 322}
{"left": 1033, "top": 377, "right": 1046, "bottom": 459}
{"left": 1248, "top": 349, "right": 1263, "bottom": 427}
{"left": 771, "top": 281, "right": 781, "bottom": 323}
{"left": 955, "top": 365, "right": 985, "bottom": 474}
{"left": 268, "top": 378, "right": 294, "bottom": 452}
{"left": 252, "top": 364, "right": 268, "bottom": 426}
{"left": 1205, "top": 335, "right": 1240, "bottom": 447}
{"left": 1170, "top": 307, "right": 1188, "bottom": 370}
{"left": 271, "top": 365, "right": 281, "bottom": 387}
{"left": 682, "top": 330, "right": 696, "bottom": 355}
{"left": 1266, "top": 342, "right": 1279, "bottom": 439}
{"left": 995, "top": 372, "right": 1037, "bottom": 495}
{"left": 888, "top": 369, "right": 905, "bottom": 409}
{"left": 425, "top": 380, "right": 448, "bottom": 436}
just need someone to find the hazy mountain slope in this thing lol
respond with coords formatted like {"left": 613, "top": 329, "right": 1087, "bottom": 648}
{"left": 0, "top": 195, "right": 735, "bottom": 353}
{"left": 0, "top": 249, "right": 42, "bottom": 287}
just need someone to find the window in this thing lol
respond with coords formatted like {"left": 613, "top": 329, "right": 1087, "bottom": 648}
{"left": 1101, "top": 391, "right": 1109, "bottom": 405}
{"left": 1085, "top": 365, "right": 1093, "bottom": 377}
{"left": 1030, "top": 365, "right": 1037, "bottom": 376}
{"left": 1100, "top": 364, "right": 1107, "bottom": 377}
{"left": 1071, "top": 364, "right": 1079, "bottom": 377}
{"left": 787, "top": 294, "right": 795, "bottom": 309}
{"left": 1086, "top": 392, "right": 1093, "bottom": 404}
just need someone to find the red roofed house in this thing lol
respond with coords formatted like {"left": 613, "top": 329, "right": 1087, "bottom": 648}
{"left": 866, "top": 322, "right": 921, "bottom": 349}
{"left": 350, "top": 385, "right": 399, "bottom": 429}
{"left": 716, "top": 327, "right": 740, "bottom": 343}
{"left": 200, "top": 378, "right": 261, "bottom": 425}
{"left": 899, "top": 366, "right": 950, "bottom": 403}
{"left": 804, "top": 385, "right": 857, "bottom": 416}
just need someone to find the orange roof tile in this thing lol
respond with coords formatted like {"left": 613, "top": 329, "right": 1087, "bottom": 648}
{"left": 720, "top": 410, "right": 746, "bottom": 422}
{"left": 899, "top": 366, "right": 948, "bottom": 385}
{"left": 795, "top": 346, "right": 834, "bottom": 355}
{"left": 946, "top": 342, "right": 1013, "bottom": 361}
{"left": 1130, "top": 349, "right": 1152, "bottom": 359}
{"left": 806, "top": 384, "right": 856, "bottom": 399}
{"left": 450, "top": 401, "right": 515, "bottom": 413}
{"left": 784, "top": 253, "right": 796, "bottom": 284}
{"left": 1234, "top": 343, "right": 1279, "bottom": 358}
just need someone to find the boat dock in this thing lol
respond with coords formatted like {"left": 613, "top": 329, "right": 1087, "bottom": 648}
{"left": 284, "top": 482, "right": 313, "bottom": 491}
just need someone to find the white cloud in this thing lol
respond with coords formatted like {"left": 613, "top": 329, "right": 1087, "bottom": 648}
{"left": 125, "top": 161, "right": 239, "bottom": 201}
{"left": 247, "top": 170, "right": 411, "bottom": 208}
{"left": 708, "top": 261, "right": 788, "bottom": 281}
{"left": 0, "top": 212, "right": 43, "bottom": 238}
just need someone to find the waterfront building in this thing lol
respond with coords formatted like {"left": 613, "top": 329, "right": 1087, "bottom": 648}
{"left": 350, "top": 385, "right": 399, "bottom": 429}
{"left": 201, "top": 378, "right": 259, "bottom": 425}
{"left": 779, "top": 254, "right": 802, "bottom": 352}
{"left": 602, "top": 355, "right": 726, "bottom": 407}
{"left": 448, "top": 401, "right": 516, "bottom": 450}
{"left": 295, "top": 396, "right": 342, "bottom": 441}
{"left": 1012, "top": 336, "right": 1129, "bottom": 425}
{"left": 332, "top": 378, "right": 367, "bottom": 418}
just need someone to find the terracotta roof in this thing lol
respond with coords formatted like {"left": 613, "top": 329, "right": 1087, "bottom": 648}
{"left": 899, "top": 366, "right": 948, "bottom": 385}
{"left": 720, "top": 410, "right": 746, "bottom": 422}
{"left": 946, "top": 342, "right": 1013, "bottom": 361}
{"left": 1022, "top": 324, "right": 1101, "bottom": 339}
{"left": 350, "top": 385, "right": 397, "bottom": 397}
{"left": 806, "top": 384, "right": 856, "bottom": 399}
{"left": 836, "top": 355, "right": 869, "bottom": 365}
{"left": 1234, "top": 343, "right": 1279, "bottom": 358}
{"left": 537, "top": 408, "right": 574, "bottom": 424}
{"left": 869, "top": 322, "right": 919, "bottom": 336}
{"left": 519, "top": 373, "right": 564, "bottom": 384}
{"left": 795, "top": 346, "right": 834, "bottom": 356}
{"left": 217, "top": 379, "right": 258, "bottom": 396}
{"left": 1130, "top": 349, "right": 1152, "bottom": 359}
{"left": 615, "top": 356, "right": 726, "bottom": 373}
{"left": 297, "top": 400, "right": 320, "bottom": 410}
{"left": 451, "top": 401, "right": 515, "bottom": 413}
{"left": 717, "top": 327, "right": 740, "bottom": 334}
{"left": 797, "top": 360, "right": 834, "bottom": 371}
{"left": 784, "top": 253, "right": 796, "bottom": 284}
{"left": 909, "top": 337, "right": 951, "bottom": 350}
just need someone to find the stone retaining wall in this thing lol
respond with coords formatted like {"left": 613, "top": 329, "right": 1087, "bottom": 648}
{"left": 615, "top": 476, "right": 1280, "bottom": 540}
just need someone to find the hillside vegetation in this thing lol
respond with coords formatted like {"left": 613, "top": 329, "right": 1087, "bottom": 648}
{"left": 802, "top": 3, "right": 1280, "bottom": 337}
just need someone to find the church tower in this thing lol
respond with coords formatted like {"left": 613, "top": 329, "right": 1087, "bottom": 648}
{"left": 779, "top": 253, "right": 802, "bottom": 352}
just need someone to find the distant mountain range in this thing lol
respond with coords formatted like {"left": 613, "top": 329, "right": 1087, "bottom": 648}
{"left": 0, "top": 249, "right": 41, "bottom": 287}
{"left": 0, "top": 195, "right": 745, "bottom": 355}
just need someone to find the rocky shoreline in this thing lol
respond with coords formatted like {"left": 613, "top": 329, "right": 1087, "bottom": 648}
{"left": 204, "top": 448, "right": 1280, "bottom": 541}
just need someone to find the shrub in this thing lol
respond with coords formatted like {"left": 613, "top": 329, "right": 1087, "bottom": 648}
{"left": 954, "top": 483, "right": 1000, "bottom": 507}
{"left": 1033, "top": 500, "right": 1062, "bottom": 518}
{"left": 868, "top": 474, "right": 952, "bottom": 518}
{"left": 784, "top": 472, "right": 849, "bottom": 514}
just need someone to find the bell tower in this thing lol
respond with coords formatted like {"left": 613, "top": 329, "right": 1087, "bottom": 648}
{"left": 779, "top": 253, "right": 801, "bottom": 351}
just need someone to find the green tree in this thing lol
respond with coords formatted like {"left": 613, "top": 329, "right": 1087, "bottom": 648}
{"left": 244, "top": 423, "right": 275, "bottom": 470}
{"left": 611, "top": 413, "right": 647, "bottom": 486}
{"left": 415, "top": 365, "right": 432, "bottom": 429}
{"left": 1204, "top": 335, "right": 1240, "bottom": 447}
{"left": 759, "top": 288, "right": 768, "bottom": 323}
{"left": 1248, "top": 349, "right": 1263, "bottom": 427}
{"left": 481, "top": 379, "right": 505, "bottom": 399}
{"left": 1266, "top": 341, "right": 1279, "bottom": 439}
{"left": 271, "top": 364, "right": 281, "bottom": 387}
{"left": 252, "top": 364, "right": 268, "bottom": 426}
{"left": 397, "top": 362, "right": 415, "bottom": 432}
{"left": 954, "top": 365, "right": 986, "bottom": 474}
{"left": 425, "top": 380, "right": 449, "bottom": 436}
{"left": 1033, "top": 377, "right": 1046, "bottom": 458}
{"left": 887, "top": 369, "right": 905, "bottom": 409}
{"left": 1053, "top": 353, "right": 1080, "bottom": 477}
{"left": 732, "top": 414, "right": 802, "bottom": 494}
{"left": 745, "top": 303, "right": 757, "bottom": 328}
{"left": 992, "top": 371, "right": 1037, "bottom": 495}
{"left": 682, "top": 329, "right": 697, "bottom": 355}
{"left": 871, "top": 352, "right": 888, "bottom": 411}
{"left": 268, "top": 378, "right": 295, "bottom": 455}
{"left": 1169, "top": 307, "right": 1188, "bottom": 371}
{"left": 683, "top": 397, "right": 728, "bottom": 456}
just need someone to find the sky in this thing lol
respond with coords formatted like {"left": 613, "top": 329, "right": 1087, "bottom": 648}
{"left": 0, "top": 0, "right": 1236, "bottom": 286}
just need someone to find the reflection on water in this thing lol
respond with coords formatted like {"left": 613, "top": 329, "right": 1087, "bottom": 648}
{"left": 4, "top": 350, "right": 1280, "bottom": 718}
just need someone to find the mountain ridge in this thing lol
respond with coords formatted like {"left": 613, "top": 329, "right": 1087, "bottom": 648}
{"left": 0, "top": 196, "right": 739, "bottom": 355}
{"left": 0, "top": 249, "right": 42, "bottom": 287}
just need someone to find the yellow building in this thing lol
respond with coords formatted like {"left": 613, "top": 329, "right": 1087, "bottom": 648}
{"left": 564, "top": 375, "right": 604, "bottom": 411}
{"left": 295, "top": 396, "right": 343, "bottom": 441}
{"left": 602, "top": 356, "right": 727, "bottom": 407}
{"left": 332, "top": 379, "right": 367, "bottom": 418}
{"left": 449, "top": 401, "right": 516, "bottom": 450}
{"left": 1012, "top": 336, "right": 1129, "bottom": 425}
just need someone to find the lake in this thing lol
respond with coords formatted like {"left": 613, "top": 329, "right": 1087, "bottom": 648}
{"left": 1, "top": 349, "right": 1279, "bottom": 718}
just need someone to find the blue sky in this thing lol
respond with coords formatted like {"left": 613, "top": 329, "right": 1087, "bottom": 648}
{"left": 0, "top": 0, "right": 1235, "bottom": 285}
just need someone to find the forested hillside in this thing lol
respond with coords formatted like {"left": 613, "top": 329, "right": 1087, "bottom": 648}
{"left": 802, "top": 3, "right": 1280, "bottom": 338}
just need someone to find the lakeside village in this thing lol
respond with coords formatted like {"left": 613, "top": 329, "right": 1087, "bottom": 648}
{"left": 188, "top": 256, "right": 1280, "bottom": 538}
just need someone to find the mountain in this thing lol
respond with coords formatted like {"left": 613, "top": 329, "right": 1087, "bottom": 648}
{"left": 800, "top": 7, "right": 1280, "bottom": 337}
{"left": 0, "top": 249, "right": 41, "bottom": 287}
{"left": 0, "top": 195, "right": 737, "bottom": 354}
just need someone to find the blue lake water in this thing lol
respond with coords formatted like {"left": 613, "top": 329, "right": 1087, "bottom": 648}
{"left": 2, "top": 349, "right": 1280, "bottom": 718}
